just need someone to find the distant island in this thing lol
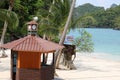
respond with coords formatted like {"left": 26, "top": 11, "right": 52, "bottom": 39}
{"left": 73, "top": 3, "right": 120, "bottom": 30}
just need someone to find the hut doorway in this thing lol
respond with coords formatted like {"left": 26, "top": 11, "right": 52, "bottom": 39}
{"left": 11, "top": 51, "right": 18, "bottom": 80}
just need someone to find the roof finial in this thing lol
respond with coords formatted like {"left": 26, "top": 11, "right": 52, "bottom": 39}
{"left": 33, "top": 16, "right": 38, "bottom": 21}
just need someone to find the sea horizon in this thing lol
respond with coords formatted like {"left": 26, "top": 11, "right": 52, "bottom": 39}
{"left": 67, "top": 28, "right": 120, "bottom": 62}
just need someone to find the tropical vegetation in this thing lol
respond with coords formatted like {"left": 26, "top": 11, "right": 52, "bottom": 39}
{"left": 0, "top": 0, "right": 93, "bottom": 68}
{"left": 1, "top": 1, "right": 120, "bottom": 43}
{"left": 0, "top": 0, "right": 19, "bottom": 57}
{"left": 73, "top": 29, "right": 94, "bottom": 53}
{"left": 74, "top": 3, "right": 120, "bottom": 29}
{"left": 1, "top": 0, "right": 120, "bottom": 69}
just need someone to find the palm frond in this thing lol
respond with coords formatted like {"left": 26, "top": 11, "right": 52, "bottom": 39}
{"left": 0, "top": 9, "right": 19, "bottom": 30}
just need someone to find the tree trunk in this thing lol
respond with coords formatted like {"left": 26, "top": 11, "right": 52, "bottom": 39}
{"left": 0, "top": 0, "right": 14, "bottom": 57}
{"left": 62, "top": 44, "right": 76, "bottom": 70}
{"left": 55, "top": 0, "right": 76, "bottom": 68}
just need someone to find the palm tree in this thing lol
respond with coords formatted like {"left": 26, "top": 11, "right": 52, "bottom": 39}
{"left": 55, "top": 0, "right": 76, "bottom": 68}
{"left": 37, "top": 0, "right": 71, "bottom": 39}
{"left": 36, "top": 0, "right": 76, "bottom": 68}
{"left": 0, "top": 0, "right": 19, "bottom": 57}
{"left": 36, "top": 0, "right": 71, "bottom": 66}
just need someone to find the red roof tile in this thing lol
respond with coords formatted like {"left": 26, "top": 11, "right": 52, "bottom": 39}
{"left": 27, "top": 20, "right": 38, "bottom": 25}
{"left": 1, "top": 35, "right": 64, "bottom": 53}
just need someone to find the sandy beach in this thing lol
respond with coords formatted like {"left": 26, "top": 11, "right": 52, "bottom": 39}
{"left": 0, "top": 50, "right": 11, "bottom": 80}
{"left": 56, "top": 52, "right": 120, "bottom": 80}
{"left": 0, "top": 50, "right": 120, "bottom": 80}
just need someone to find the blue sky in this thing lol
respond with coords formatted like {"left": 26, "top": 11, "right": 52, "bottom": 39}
{"left": 75, "top": 0, "right": 120, "bottom": 9}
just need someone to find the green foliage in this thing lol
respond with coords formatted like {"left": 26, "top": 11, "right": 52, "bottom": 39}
{"left": 72, "top": 3, "right": 104, "bottom": 28}
{"left": 0, "top": 0, "right": 9, "bottom": 9}
{"left": 0, "top": 0, "right": 71, "bottom": 41}
{"left": 74, "top": 3, "right": 120, "bottom": 29}
{"left": 0, "top": 9, "right": 19, "bottom": 30}
{"left": 77, "top": 15, "right": 97, "bottom": 28}
{"left": 72, "top": 29, "right": 94, "bottom": 53}
{"left": 12, "top": 0, "right": 45, "bottom": 36}
{"left": 0, "top": 0, "right": 4, "bottom": 7}
{"left": 52, "top": 36, "right": 60, "bottom": 43}
{"left": 0, "top": 0, "right": 44, "bottom": 41}
{"left": 114, "top": 16, "right": 120, "bottom": 29}
{"left": 74, "top": 3, "right": 104, "bottom": 19}
{"left": 37, "top": 0, "right": 71, "bottom": 39}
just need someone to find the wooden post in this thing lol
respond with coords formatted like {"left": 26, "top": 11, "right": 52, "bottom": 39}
{"left": 52, "top": 53, "right": 55, "bottom": 65}
{"left": 42, "top": 53, "right": 45, "bottom": 65}
{"left": 11, "top": 51, "right": 13, "bottom": 80}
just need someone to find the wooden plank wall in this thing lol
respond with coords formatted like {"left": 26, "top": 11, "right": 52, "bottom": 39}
{"left": 17, "top": 51, "right": 41, "bottom": 69}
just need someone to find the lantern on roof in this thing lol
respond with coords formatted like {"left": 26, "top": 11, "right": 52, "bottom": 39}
{"left": 27, "top": 20, "right": 38, "bottom": 36}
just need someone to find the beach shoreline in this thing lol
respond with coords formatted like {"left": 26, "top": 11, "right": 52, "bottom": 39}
{"left": 56, "top": 52, "right": 120, "bottom": 80}
{"left": 0, "top": 50, "right": 120, "bottom": 80}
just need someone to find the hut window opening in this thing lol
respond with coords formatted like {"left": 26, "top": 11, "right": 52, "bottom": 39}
{"left": 41, "top": 53, "right": 54, "bottom": 66}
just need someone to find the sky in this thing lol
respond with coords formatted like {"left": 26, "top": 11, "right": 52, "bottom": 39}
{"left": 75, "top": 0, "right": 120, "bottom": 9}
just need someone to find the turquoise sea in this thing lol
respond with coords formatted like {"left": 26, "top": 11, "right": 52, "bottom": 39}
{"left": 67, "top": 28, "right": 120, "bottom": 61}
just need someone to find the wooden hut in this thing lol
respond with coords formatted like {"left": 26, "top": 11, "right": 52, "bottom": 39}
{"left": 0, "top": 21, "right": 64, "bottom": 80}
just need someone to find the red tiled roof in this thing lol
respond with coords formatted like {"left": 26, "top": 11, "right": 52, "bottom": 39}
{"left": 1, "top": 35, "right": 64, "bottom": 53}
{"left": 27, "top": 20, "right": 38, "bottom": 25}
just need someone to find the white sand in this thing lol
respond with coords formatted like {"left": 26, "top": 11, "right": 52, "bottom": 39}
{"left": 56, "top": 52, "right": 120, "bottom": 80}
{"left": 0, "top": 50, "right": 11, "bottom": 80}
{"left": 0, "top": 50, "right": 120, "bottom": 80}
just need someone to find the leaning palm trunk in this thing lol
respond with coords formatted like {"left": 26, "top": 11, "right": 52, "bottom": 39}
{"left": 0, "top": 21, "right": 8, "bottom": 57}
{"left": 55, "top": 0, "right": 76, "bottom": 68}
{"left": 0, "top": 0, "right": 14, "bottom": 57}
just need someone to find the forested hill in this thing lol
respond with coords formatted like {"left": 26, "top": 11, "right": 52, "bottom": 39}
{"left": 74, "top": 3, "right": 104, "bottom": 17}
{"left": 74, "top": 3, "right": 120, "bottom": 29}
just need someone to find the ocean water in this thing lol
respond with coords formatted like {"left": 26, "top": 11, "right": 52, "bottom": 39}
{"left": 67, "top": 28, "right": 120, "bottom": 61}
